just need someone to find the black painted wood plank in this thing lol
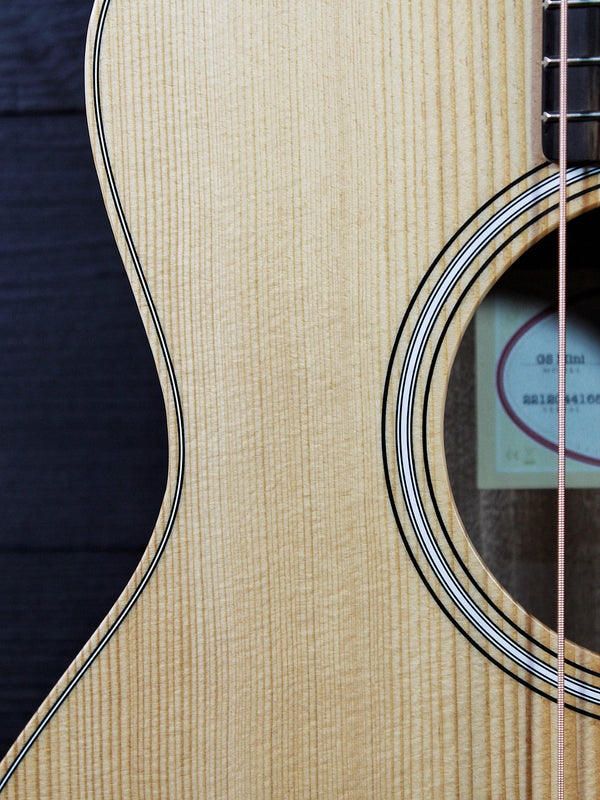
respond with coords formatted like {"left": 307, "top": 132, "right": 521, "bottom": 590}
{"left": 0, "top": 1, "right": 93, "bottom": 113}
{"left": 0, "top": 551, "right": 144, "bottom": 757}
{"left": 0, "top": 112, "right": 168, "bottom": 759}
{"left": 0, "top": 113, "right": 168, "bottom": 552}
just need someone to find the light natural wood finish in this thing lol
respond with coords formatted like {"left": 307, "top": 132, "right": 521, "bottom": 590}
{"left": 2, "top": 0, "right": 600, "bottom": 797}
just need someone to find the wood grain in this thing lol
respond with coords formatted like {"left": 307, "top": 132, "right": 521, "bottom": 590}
{"left": 2, "top": 0, "right": 600, "bottom": 797}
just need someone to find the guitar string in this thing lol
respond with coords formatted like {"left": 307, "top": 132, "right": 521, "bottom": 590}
{"left": 557, "top": 0, "right": 568, "bottom": 796}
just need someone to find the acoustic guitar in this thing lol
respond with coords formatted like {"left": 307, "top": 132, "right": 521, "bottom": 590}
{"left": 2, "top": 0, "right": 600, "bottom": 796}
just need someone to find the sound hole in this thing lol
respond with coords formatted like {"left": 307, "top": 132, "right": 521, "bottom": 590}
{"left": 445, "top": 207, "right": 600, "bottom": 654}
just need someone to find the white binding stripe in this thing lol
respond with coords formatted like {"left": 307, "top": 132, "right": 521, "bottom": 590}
{"left": 0, "top": 0, "right": 185, "bottom": 789}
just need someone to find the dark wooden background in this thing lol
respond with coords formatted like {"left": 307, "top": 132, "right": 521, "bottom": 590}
{"left": 0, "top": 1, "right": 167, "bottom": 756}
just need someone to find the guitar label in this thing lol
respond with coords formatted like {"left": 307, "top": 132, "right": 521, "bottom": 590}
{"left": 477, "top": 280, "right": 600, "bottom": 488}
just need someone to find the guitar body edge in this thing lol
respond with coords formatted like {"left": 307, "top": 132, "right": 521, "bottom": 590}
{"left": 2, "top": 1, "right": 600, "bottom": 797}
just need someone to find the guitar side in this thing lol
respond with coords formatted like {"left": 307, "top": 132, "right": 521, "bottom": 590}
{"left": 2, "top": 1, "right": 600, "bottom": 797}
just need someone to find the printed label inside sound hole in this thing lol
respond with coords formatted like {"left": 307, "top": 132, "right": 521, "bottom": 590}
{"left": 444, "top": 207, "right": 600, "bottom": 655}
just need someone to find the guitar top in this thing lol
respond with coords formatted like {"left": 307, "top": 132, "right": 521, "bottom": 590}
{"left": 2, "top": 0, "right": 600, "bottom": 797}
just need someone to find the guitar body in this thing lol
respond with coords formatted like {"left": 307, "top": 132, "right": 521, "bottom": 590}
{"left": 2, "top": 1, "right": 600, "bottom": 796}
